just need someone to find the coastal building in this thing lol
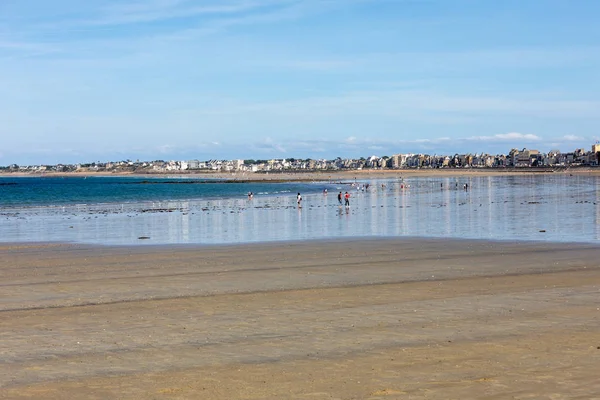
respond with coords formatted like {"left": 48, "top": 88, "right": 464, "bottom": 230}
{"left": 574, "top": 149, "right": 587, "bottom": 164}
{"left": 495, "top": 154, "right": 507, "bottom": 167}
{"left": 545, "top": 150, "right": 560, "bottom": 166}
{"left": 592, "top": 144, "right": 600, "bottom": 165}
{"left": 484, "top": 154, "right": 493, "bottom": 167}
{"left": 366, "top": 156, "right": 380, "bottom": 168}
{"left": 392, "top": 154, "right": 409, "bottom": 169}
{"left": 515, "top": 149, "right": 540, "bottom": 167}
{"left": 508, "top": 149, "right": 519, "bottom": 167}
{"left": 185, "top": 160, "right": 200, "bottom": 170}
{"left": 455, "top": 154, "right": 469, "bottom": 167}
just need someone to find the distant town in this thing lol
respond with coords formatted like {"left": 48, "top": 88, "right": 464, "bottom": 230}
{"left": 2, "top": 144, "right": 600, "bottom": 174}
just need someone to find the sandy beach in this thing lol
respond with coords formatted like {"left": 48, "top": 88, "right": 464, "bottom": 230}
{"left": 1, "top": 238, "right": 600, "bottom": 399}
{"left": 2, "top": 167, "right": 600, "bottom": 182}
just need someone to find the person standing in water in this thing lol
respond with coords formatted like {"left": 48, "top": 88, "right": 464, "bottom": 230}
{"left": 344, "top": 191, "right": 350, "bottom": 207}
{"left": 297, "top": 193, "right": 302, "bottom": 208}
{"left": 337, "top": 191, "right": 343, "bottom": 205}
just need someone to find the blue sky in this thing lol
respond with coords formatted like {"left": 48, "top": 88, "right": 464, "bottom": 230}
{"left": 1, "top": 0, "right": 600, "bottom": 165}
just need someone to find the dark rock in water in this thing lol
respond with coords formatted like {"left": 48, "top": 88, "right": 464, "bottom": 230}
{"left": 138, "top": 236, "right": 150, "bottom": 240}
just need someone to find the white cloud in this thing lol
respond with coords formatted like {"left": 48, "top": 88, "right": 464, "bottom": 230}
{"left": 496, "top": 132, "right": 541, "bottom": 140}
{"left": 562, "top": 134, "right": 584, "bottom": 141}
{"left": 468, "top": 132, "right": 541, "bottom": 141}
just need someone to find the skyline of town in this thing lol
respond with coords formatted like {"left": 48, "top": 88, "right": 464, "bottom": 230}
{"left": 3, "top": 134, "right": 599, "bottom": 168}
{"left": 3, "top": 143, "right": 600, "bottom": 173}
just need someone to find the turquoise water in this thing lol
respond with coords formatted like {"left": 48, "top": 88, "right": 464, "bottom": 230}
{"left": 0, "top": 176, "right": 328, "bottom": 207}
{"left": 1, "top": 175, "right": 599, "bottom": 245}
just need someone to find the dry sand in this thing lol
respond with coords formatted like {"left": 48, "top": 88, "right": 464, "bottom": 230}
{"left": 1, "top": 238, "right": 600, "bottom": 399}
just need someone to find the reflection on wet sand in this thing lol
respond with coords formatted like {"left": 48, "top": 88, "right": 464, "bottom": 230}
{"left": 0, "top": 175, "right": 599, "bottom": 245}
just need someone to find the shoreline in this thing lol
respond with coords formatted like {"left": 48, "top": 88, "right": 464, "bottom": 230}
{"left": 2, "top": 166, "right": 600, "bottom": 181}
{"left": 1, "top": 234, "right": 598, "bottom": 250}
{"left": 2, "top": 237, "right": 600, "bottom": 399}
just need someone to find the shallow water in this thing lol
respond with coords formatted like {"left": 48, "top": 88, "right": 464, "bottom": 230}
{"left": 0, "top": 176, "right": 326, "bottom": 207}
{"left": 0, "top": 175, "right": 599, "bottom": 245}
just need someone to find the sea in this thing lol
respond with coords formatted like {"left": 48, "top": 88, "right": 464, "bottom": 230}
{"left": 0, "top": 174, "right": 599, "bottom": 245}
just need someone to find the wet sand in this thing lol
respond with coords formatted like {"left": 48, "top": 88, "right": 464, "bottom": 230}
{"left": 1, "top": 238, "right": 600, "bottom": 399}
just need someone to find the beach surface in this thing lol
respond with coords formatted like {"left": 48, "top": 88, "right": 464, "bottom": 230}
{"left": 3, "top": 167, "right": 600, "bottom": 181}
{"left": 1, "top": 238, "right": 600, "bottom": 399}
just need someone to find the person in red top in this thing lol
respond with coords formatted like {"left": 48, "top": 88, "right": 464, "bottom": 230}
{"left": 344, "top": 191, "right": 350, "bottom": 207}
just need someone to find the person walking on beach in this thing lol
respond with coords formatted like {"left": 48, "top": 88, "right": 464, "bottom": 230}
{"left": 297, "top": 193, "right": 302, "bottom": 208}
{"left": 344, "top": 191, "right": 350, "bottom": 207}
{"left": 338, "top": 191, "right": 343, "bottom": 205}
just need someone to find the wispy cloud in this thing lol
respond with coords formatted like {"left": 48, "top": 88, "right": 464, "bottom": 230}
{"left": 251, "top": 46, "right": 600, "bottom": 75}
{"left": 185, "top": 90, "right": 600, "bottom": 121}
{"left": 266, "top": 59, "right": 361, "bottom": 72}
{"left": 244, "top": 133, "right": 596, "bottom": 159}
{"left": 467, "top": 132, "right": 541, "bottom": 142}
{"left": 2, "top": 132, "right": 596, "bottom": 165}
{"left": 1, "top": 0, "right": 355, "bottom": 63}
{"left": 84, "top": 0, "right": 295, "bottom": 26}
{"left": 0, "top": 39, "right": 61, "bottom": 59}
{"left": 0, "top": 41, "right": 41, "bottom": 50}
{"left": 562, "top": 134, "right": 584, "bottom": 141}
{"left": 244, "top": 136, "right": 464, "bottom": 158}
{"left": 253, "top": 137, "right": 287, "bottom": 154}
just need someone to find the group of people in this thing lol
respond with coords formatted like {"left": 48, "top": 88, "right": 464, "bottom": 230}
{"left": 250, "top": 188, "right": 354, "bottom": 209}
{"left": 295, "top": 191, "right": 351, "bottom": 209}
{"left": 254, "top": 180, "right": 470, "bottom": 210}
{"left": 337, "top": 191, "right": 350, "bottom": 207}
{"left": 350, "top": 182, "right": 370, "bottom": 192}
